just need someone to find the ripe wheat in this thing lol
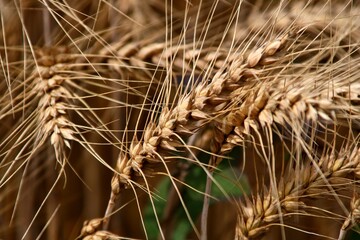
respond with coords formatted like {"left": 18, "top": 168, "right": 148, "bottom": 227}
{"left": 1, "top": 1, "right": 360, "bottom": 240}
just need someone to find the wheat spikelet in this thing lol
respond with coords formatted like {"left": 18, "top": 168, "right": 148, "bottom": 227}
{"left": 80, "top": 218, "right": 123, "bottom": 240}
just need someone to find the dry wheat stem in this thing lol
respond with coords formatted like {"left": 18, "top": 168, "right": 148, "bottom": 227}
{"left": 235, "top": 146, "right": 360, "bottom": 240}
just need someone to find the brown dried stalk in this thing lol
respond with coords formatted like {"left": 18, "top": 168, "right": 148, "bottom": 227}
{"left": 235, "top": 147, "right": 360, "bottom": 240}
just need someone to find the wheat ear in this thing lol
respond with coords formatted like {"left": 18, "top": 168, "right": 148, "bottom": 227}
{"left": 0, "top": 46, "right": 77, "bottom": 185}
{"left": 99, "top": 33, "right": 292, "bottom": 232}
{"left": 33, "top": 47, "right": 76, "bottom": 165}
{"left": 219, "top": 60, "right": 360, "bottom": 157}
{"left": 112, "top": 33, "right": 291, "bottom": 187}
{"left": 235, "top": 147, "right": 360, "bottom": 240}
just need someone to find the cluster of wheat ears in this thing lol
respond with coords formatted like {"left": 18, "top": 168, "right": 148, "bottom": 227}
{"left": 1, "top": 0, "right": 360, "bottom": 239}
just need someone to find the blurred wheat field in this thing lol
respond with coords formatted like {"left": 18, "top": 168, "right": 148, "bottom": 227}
{"left": 1, "top": 0, "right": 360, "bottom": 239}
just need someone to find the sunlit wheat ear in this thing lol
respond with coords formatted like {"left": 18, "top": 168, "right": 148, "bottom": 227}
{"left": 218, "top": 8, "right": 360, "bottom": 160}
{"left": 99, "top": 32, "right": 292, "bottom": 232}
{"left": 235, "top": 146, "right": 360, "bottom": 240}
{"left": 218, "top": 14, "right": 360, "bottom": 157}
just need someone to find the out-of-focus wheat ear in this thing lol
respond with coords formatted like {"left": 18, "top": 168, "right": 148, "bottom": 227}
{"left": 339, "top": 197, "right": 360, "bottom": 240}
{"left": 235, "top": 147, "right": 360, "bottom": 240}
{"left": 33, "top": 47, "right": 76, "bottom": 167}
{"left": 81, "top": 218, "right": 101, "bottom": 235}
{"left": 104, "top": 40, "right": 241, "bottom": 78}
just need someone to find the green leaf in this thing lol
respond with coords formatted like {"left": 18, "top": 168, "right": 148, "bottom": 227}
{"left": 143, "top": 159, "right": 250, "bottom": 240}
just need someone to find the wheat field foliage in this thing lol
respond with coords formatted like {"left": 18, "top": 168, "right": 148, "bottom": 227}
{"left": 1, "top": 0, "right": 360, "bottom": 239}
